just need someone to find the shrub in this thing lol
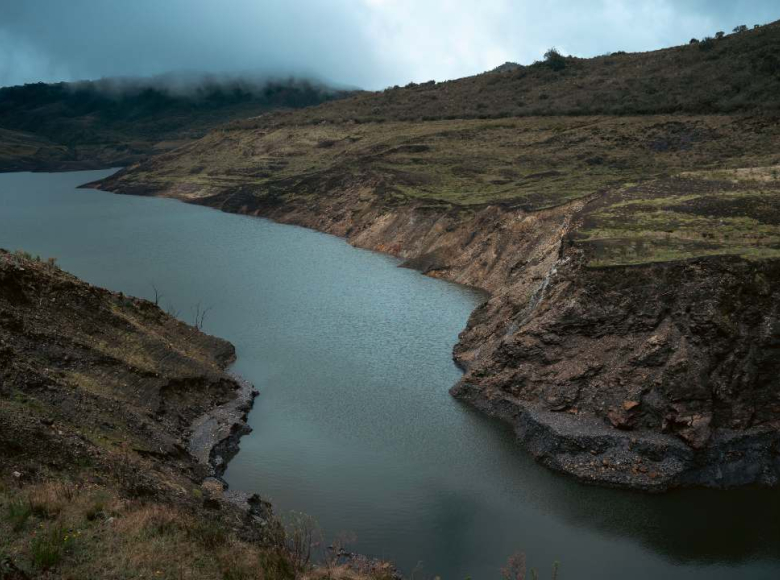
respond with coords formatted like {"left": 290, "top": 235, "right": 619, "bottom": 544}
{"left": 28, "top": 484, "right": 72, "bottom": 519}
{"left": 30, "top": 525, "right": 69, "bottom": 571}
{"left": 84, "top": 491, "right": 112, "bottom": 522}
{"left": 689, "top": 38, "right": 699, "bottom": 44}
{"left": 10, "top": 250, "right": 59, "bottom": 270}
{"left": 733, "top": 25, "right": 748, "bottom": 33}
{"left": 715, "top": 31, "right": 725, "bottom": 39}
{"left": 544, "top": 48, "right": 567, "bottom": 71}
{"left": 754, "top": 53, "right": 780, "bottom": 76}
{"left": 190, "top": 520, "right": 229, "bottom": 549}
{"left": 281, "top": 512, "right": 320, "bottom": 573}
{"left": 0, "top": 555, "right": 28, "bottom": 579}
{"left": 501, "top": 551, "right": 560, "bottom": 580}
{"left": 501, "top": 552, "right": 526, "bottom": 580}
{"left": 6, "top": 500, "right": 32, "bottom": 531}
{"left": 699, "top": 37, "right": 715, "bottom": 51}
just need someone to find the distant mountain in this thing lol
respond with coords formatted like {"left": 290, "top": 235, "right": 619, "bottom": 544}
{"left": 0, "top": 75, "right": 352, "bottom": 171}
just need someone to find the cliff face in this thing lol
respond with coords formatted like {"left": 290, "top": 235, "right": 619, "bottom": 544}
{"left": 454, "top": 251, "right": 780, "bottom": 490}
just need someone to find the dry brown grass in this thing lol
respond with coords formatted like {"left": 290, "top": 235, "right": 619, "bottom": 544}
{"left": 302, "top": 564, "right": 392, "bottom": 580}
{"left": 0, "top": 480, "right": 392, "bottom": 580}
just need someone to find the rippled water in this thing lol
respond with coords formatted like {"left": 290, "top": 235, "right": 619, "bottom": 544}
{"left": 2, "top": 169, "right": 780, "bottom": 579}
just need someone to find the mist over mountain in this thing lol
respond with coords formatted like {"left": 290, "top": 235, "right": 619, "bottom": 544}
{"left": 2, "top": 0, "right": 779, "bottom": 90}
{"left": 0, "top": 73, "right": 351, "bottom": 171}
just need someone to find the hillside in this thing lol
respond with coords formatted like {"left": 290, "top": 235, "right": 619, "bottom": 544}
{"left": 0, "top": 250, "right": 394, "bottom": 579}
{"left": 0, "top": 76, "right": 350, "bottom": 172}
{"left": 244, "top": 19, "right": 780, "bottom": 124}
{"left": 89, "top": 19, "right": 780, "bottom": 491}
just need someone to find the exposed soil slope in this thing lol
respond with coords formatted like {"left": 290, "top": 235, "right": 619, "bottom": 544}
{"left": 0, "top": 250, "right": 394, "bottom": 579}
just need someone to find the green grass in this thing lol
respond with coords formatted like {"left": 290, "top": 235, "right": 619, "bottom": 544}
{"left": 108, "top": 114, "right": 780, "bottom": 212}
{"left": 577, "top": 175, "right": 780, "bottom": 266}
{"left": 30, "top": 524, "right": 70, "bottom": 571}
{"left": 6, "top": 500, "right": 32, "bottom": 532}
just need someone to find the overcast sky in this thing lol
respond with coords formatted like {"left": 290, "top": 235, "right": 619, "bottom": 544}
{"left": 1, "top": 0, "right": 777, "bottom": 90}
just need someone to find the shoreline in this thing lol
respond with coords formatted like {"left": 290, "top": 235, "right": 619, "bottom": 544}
{"left": 86, "top": 169, "right": 780, "bottom": 493}
{"left": 189, "top": 371, "right": 259, "bottom": 480}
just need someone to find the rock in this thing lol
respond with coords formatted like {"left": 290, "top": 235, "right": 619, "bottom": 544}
{"left": 607, "top": 408, "right": 635, "bottom": 430}
{"left": 678, "top": 414, "right": 713, "bottom": 449}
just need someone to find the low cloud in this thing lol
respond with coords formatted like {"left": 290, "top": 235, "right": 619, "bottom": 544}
{"left": 1, "top": 0, "right": 777, "bottom": 90}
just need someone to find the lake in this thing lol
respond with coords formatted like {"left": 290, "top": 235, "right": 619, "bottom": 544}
{"left": 1, "top": 169, "right": 779, "bottom": 579}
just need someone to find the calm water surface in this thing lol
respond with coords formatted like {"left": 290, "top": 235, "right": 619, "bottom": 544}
{"left": 2, "top": 170, "right": 780, "bottom": 579}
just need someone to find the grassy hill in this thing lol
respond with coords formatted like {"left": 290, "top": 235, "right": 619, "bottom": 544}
{"left": 253, "top": 20, "right": 780, "bottom": 124}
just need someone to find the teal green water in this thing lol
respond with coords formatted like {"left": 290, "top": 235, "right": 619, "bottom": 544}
{"left": 2, "top": 169, "right": 780, "bottom": 579}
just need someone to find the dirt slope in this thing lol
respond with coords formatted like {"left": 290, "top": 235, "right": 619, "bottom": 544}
{"left": 0, "top": 250, "right": 394, "bottom": 579}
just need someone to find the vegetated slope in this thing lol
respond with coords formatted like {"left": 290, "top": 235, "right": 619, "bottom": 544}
{"left": 256, "top": 20, "right": 780, "bottom": 123}
{"left": 0, "top": 250, "right": 395, "bottom": 579}
{"left": 0, "top": 76, "right": 351, "bottom": 172}
{"left": 93, "top": 21, "right": 780, "bottom": 490}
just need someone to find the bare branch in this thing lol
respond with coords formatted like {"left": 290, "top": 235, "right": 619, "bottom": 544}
{"left": 150, "top": 282, "right": 164, "bottom": 306}
{"left": 192, "top": 301, "right": 213, "bottom": 330}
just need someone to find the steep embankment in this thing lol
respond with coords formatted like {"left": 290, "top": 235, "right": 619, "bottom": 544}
{"left": 90, "top": 22, "right": 780, "bottom": 491}
{"left": 0, "top": 251, "right": 395, "bottom": 579}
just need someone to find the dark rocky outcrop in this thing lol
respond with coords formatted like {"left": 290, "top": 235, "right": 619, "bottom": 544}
{"left": 454, "top": 252, "right": 780, "bottom": 490}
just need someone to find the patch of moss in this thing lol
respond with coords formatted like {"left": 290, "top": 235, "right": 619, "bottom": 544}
{"left": 578, "top": 174, "right": 780, "bottom": 266}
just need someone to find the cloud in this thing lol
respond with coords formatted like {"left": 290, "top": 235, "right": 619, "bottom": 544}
{"left": 356, "top": 0, "right": 779, "bottom": 85}
{"left": 0, "top": 0, "right": 385, "bottom": 88}
{"left": 0, "top": 29, "right": 72, "bottom": 88}
{"left": 0, "top": 0, "right": 777, "bottom": 90}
